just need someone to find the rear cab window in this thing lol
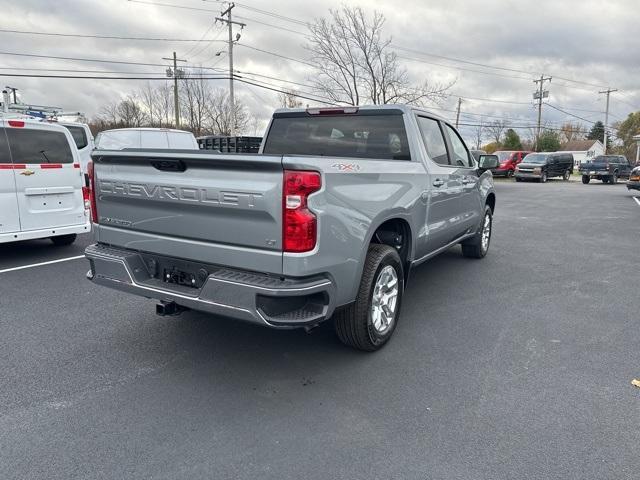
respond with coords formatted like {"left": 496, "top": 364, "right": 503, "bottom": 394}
{"left": 5, "top": 128, "right": 73, "bottom": 164}
{"left": 168, "top": 133, "right": 198, "bottom": 149}
{"left": 263, "top": 110, "right": 411, "bottom": 160}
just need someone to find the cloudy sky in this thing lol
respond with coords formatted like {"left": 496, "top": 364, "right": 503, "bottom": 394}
{"left": 2, "top": 0, "right": 639, "bottom": 144}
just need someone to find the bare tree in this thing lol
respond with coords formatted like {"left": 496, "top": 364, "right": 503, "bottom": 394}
{"left": 96, "top": 100, "right": 120, "bottom": 127}
{"left": 279, "top": 90, "right": 304, "bottom": 108}
{"left": 155, "top": 81, "right": 174, "bottom": 128}
{"left": 486, "top": 120, "right": 506, "bottom": 145}
{"left": 207, "top": 88, "right": 249, "bottom": 136}
{"left": 473, "top": 119, "right": 485, "bottom": 149}
{"left": 139, "top": 82, "right": 160, "bottom": 127}
{"left": 306, "top": 6, "right": 453, "bottom": 106}
{"left": 116, "top": 95, "right": 147, "bottom": 127}
{"left": 560, "top": 122, "right": 587, "bottom": 144}
{"left": 180, "top": 72, "right": 212, "bottom": 136}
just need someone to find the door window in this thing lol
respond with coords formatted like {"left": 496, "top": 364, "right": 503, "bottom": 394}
{"left": 416, "top": 116, "right": 449, "bottom": 165}
{"left": 5, "top": 128, "right": 73, "bottom": 164}
{"left": 444, "top": 124, "right": 472, "bottom": 167}
{"left": 0, "top": 128, "right": 11, "bottom": 163}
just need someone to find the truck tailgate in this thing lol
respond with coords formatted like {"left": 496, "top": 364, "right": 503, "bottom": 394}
{"left": 91, "top": 150, "right": 284, "bottom": 274}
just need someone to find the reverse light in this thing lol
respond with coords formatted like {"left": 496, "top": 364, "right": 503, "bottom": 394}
{"left": 283, "top": 170, "right": 321, "bottom": 253}
{"left": 87, "top": 161, "right": 98, "bottom": 223}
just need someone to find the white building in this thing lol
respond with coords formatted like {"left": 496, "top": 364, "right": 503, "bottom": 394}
{"left": 560, "top": 140, "right": 605, "bottom": 167}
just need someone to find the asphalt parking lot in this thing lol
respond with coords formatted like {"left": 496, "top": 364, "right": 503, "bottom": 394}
{"left": 1, "top": 180, "right": 639, "bottom": 480}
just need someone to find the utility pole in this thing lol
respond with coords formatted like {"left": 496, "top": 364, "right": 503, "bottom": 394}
{"left": 455, "top": 97, "right": 463, "bottom": 129}
{"left": 216, "top": 3, "right": 245, "bottom": 135}
{"left": 598, "top": 88, "right": 617, "bottom": 153}
{"left": 533, "top": 75, "right": 552, "bottom": 151}
{"left": 162, "top": 52, "right": 186, "bottom": 127}
{"left": 4, "top": 86, "right": 18, "bottom": 104}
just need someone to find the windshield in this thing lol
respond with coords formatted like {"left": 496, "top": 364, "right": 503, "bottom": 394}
{"left": 522, "top": 153, "right": 547, "bottom": 164}
{"left": 495, "top": 151, "right": 513, "bottom": 161}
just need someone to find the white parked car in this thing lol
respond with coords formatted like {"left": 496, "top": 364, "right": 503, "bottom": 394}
{"left": 0, "top": 118, "right": 90, "bottom": 245}
{"left": 94, "top": 127, "right": 199, "bottom": 150}
{"left": 59, "top": 121, "right": 94, "bottom": 174}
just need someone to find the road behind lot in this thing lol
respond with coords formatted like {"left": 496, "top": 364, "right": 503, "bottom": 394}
{"left": 1, "top": 181, "right": 639, "bottom": 480}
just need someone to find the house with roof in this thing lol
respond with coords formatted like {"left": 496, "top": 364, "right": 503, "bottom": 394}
{"left": 559, "top": 139, "right": 604, "bottom": 168}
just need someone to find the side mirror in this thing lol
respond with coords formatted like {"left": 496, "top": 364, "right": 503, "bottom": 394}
{"left": 478, "top": 154, "right": 499, "bottom": 170}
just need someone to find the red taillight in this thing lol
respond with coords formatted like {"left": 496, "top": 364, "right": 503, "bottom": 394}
{"left": 87, "top": 161, "right": 98, "bottom": 223}
{"left": 283, "top": 170, "right": 321, "bottom": 252}
{"left": 8, "top": 120, "right": 24, "bottom": 127}
{"left": 306, "top": 107, "right": 358, "bottom": 115}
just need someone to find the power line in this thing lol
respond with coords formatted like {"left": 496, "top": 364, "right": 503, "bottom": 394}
{"left": 127, "top": 0, "right": 217, "bottom": 13}
{"left": 0, "top": 28, "right": 227, "bottom": 42}
{"left": 235, "top": 43, "right": 314, "bottom": 67}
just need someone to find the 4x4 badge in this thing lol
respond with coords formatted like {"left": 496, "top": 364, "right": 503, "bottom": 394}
{"left": 20, "top": 169, "right": 35, "bottom": 176}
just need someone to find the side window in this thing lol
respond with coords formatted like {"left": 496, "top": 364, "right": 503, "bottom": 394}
{"left": 0, "top": 128, "right": 11, "bottom": 164}
{"left": 444, "top": 124, "right": 472, "bottom": 167}
{"left": 63, "top": 126, "right": 88, "bottom": 149}
{"left": 5, "top": 128, "right": 74, "bottom": 164}
{"left": 416, "top": 116, "right": 449, "bottom": 165}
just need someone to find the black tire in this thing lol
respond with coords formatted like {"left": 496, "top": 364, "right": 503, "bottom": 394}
{"left": 540, "top": 171, "right": 548, "bottom": 183}
{"left": 334, "top": 244, "right": 404, "bottom": 352}
{"left": 582, "top": 175, "right": 590, "bottom": 184}
{"left": 461, "top": 205, "right": 492, "bottom": 259}
{"left": 507, "top": 169, "right": 514, "bottom": 178}
{"left": 610, "top": 172, "right": 618, "bottom": 184}
{"left": 51, "top": 234, "right": 77, "bottom": 246}
{"left": 563, "top": 170, "right": 571, "bottom": 181}
{"left": 515, "top": 177, "right": 522, "bottom": 182}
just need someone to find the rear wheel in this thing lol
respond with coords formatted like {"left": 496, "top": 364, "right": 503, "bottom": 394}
{"left": 334, "top": 244, "right": 404, "bottom": 352}
{"left": 461, "top": 205, "right": 492, "bottom": 259}
{"left": 563, "top": 170, "right": 571, "bottom": 181}
{"left": 507, "top": 169, "right": 514, "bottom": 178}
{"left": 51, "top": 234, "right": 77, "bottom": 246}
{"left": 582, "top": 175, "right": 590, "bottom": 184}
{"left": 515, "top": 177, "right": 522, "bottom": 182}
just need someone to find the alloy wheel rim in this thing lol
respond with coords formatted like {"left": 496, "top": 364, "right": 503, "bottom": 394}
{"left": 481, "top": 213, "right": 491, "bottom": 253}
{"left": 371, "top": 265, "right": 399, "bottom": 334}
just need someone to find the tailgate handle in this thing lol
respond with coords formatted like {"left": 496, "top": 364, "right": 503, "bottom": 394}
{"left": 150, "top": 159, "right": 187, "bottom": 172}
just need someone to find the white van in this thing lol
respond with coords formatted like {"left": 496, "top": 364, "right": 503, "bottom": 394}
{"left": 59, "top": 121, "right": 94, "bottom": 173}
{"left": 94, "top": 127, "right": 199, "bottom": 150}
{"left": 0, "top": 118, "right": 90, "bottom": 245}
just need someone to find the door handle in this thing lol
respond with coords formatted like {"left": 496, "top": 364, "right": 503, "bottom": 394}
{"left": 432, "top": 179, "right": 445, "bottom": 187}
{"left": 462, "top": 176, "right": 475, "bottom": 185}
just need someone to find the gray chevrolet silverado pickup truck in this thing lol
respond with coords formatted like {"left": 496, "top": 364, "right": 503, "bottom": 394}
{"left": 85, "top": 105, "right": 498, "bottom": 351}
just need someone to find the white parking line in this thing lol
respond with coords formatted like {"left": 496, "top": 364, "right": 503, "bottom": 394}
{"left": 0, "top": 255, "right": 85, "bottom": 274}
{"left": 633, "top": 196, "right": 640, "bottom": 207}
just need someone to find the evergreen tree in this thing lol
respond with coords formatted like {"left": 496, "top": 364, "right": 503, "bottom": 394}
{"left": 538, "top": 130, "right": 561, "bottom": 152}
{"left": 586, "top": 120, "right": 610, "bottom": 145}
{"left": 502, "top": 129, "right": 523, "bottom": 149}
